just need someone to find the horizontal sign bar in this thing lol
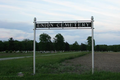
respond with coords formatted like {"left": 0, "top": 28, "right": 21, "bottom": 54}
{"left": 36, "top": 21, "right": 92, "bottom": 28}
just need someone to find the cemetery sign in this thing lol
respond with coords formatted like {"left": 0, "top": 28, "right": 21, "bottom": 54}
{"left": 35, "top": 21, "right": 92, "bottom": 28}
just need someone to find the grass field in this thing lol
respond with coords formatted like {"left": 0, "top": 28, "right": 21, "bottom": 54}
{"left": 0, "top": 51, "right": 49, "bottom": 58}
{"left": 0, "top": 52, "right": 33, "bottom": 58}
{"left": 0, "top": 51, "right": 76, "bottom": 58}
{"left": 0, "top": 51, "right": 120, "bottom": 80}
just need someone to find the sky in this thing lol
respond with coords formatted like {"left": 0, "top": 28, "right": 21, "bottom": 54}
{"left": 0, "top": 0, "right": 120, "bottom": 45}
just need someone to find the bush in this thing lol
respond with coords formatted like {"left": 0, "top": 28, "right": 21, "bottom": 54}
{"left": 10, "top": 50, "right": 12, "bottom": 53}
{"left": 6, "top": 50, "right": 8, "bottom": 53}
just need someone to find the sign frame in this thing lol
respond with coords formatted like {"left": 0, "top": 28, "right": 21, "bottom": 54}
{"left": 33, "top": 16, "right": 94, "bottom": 74}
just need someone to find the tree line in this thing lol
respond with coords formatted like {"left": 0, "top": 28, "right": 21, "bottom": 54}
{"left": 0, "top": 33, "right": 120, "bottom": 52}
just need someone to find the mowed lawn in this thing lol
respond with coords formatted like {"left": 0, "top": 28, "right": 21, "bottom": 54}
{"left": 0, "top": 52, "right": 120, "bottom": 80}
{"left": 0, "top": 52, "right": 33, "bottom": 58}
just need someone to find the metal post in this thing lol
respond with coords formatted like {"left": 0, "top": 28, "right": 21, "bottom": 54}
{"left": 33, "top": 17, "right": 36, "bottom": 74}
{"left": 91, "top": 16, "right": 94, "bottom": 74}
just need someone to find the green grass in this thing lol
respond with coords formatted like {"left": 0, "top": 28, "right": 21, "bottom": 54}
{"left": 1, "top": 72, "right": 120, "bottom": 80}
{"left": 0, "top": 52, "right": 33, "bottom": 58}
{"left": 0, "top": 52, "right": 120, "bottom": 80}
{"left": 0, "top": 52, "right": 59, "bottom": 58}
{"left": 0, "top": 52, "right": 88, "bottom": 75}
{"left": 0, "top": 51, "right": 79, "bottom": 58}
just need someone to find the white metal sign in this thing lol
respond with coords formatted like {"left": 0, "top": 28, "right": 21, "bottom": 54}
{"left": 35, "top": 21, "right": 92, "bottom": 28}
{"left": 33, "top": 16, "right": 94, "bottom": 74}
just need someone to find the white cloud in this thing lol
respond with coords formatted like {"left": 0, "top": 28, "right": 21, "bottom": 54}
{"left": 0, "top": 5, "right": 22, "bottom": 10}
{"left": 43, "top": 0, "right": 119, "bottom": 18}
{"left": 0, "top": 0, "right": 120, "bottom": 45}
{"left": 95, "top": 33, "right": 120, "bottom": 45}
{"left": 0, "top": 28, "right": 33, "bottom": 41}
{"left": 105, "top": 0, "right": 120, "bottom": 6}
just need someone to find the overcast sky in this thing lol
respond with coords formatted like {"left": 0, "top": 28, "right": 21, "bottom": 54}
{"left": 0, "top": 0, "right": 120, "bottom": 45}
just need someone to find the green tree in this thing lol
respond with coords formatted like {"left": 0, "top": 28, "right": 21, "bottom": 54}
{"left": 53, "top": 33, "right": 65, "bottom": 51}
{"left": 18, "top": 41, "right": 24, "bottom": 51}
{"left": 71, "top": 41, "right": 80, "bottom": 51}
{"left": 65, "top": 42, "right": 70, "bottom": 51}
{"left": 95, "top": 45, "right": 100, "bottom": 51}
{"left": 87, "top": 36, "right": 95, "bottom": 51}
{"left": 0, "top": 41, "right": 4, "bottom": 51}
{"left": 3, "top": 41, "right": 9, "bottom": 51}
{"left": 112, "top": 45, "right": 119, "bottom": 52}
{"left": 14, "top": 40, "right": 20, "bottom": 51}
{"left": 80, "top": 43, "right": 87, "bottom": 51}
{"left": 39, "top": 33, "right": 52, "bottom": 51}
{"left": 39, "top": 33, "right": 51, "bottom": 43}
{"left": 8, "top": 37, "right": 14, "bottom": 51}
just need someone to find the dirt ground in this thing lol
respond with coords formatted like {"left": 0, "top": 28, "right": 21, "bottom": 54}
{"left": 62, "top": 52, "right": 120, "bottom": 73}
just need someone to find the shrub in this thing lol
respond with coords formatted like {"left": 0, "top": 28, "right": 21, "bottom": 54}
{"left": 6, "top": 50, "right": 8, "bottom": 53}
{"left": 10, "top": 50, "right": 12, "bottom": 53}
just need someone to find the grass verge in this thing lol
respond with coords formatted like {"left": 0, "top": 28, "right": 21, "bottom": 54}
{"left": 1, "top": 72, "right": 120, "bottom": 80}
{"left": 0, "top": 52, "right": 120, "bottom": 80}
{"left": 0, "top": 52, "right": 88, "bottom": 76}
{"left": 0, "top": 52, "right": 33, "bottom": 58}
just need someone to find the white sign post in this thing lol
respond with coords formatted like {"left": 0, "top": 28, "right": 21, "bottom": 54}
{"left": 33, "top": 16, "right": 94, "bottom": 74}
{"left": 91, "top": 16, "right": 94, "bottom": 74}
{"left": 33, "top": 17, "right": 36, "bottom": 75}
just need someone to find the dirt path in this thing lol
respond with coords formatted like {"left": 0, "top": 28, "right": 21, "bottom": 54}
{"left": 0, "top": 56, "right": 32, "bottom": 61}
{"left": 62, "top": 52, "right": 120, "bottom": 73}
